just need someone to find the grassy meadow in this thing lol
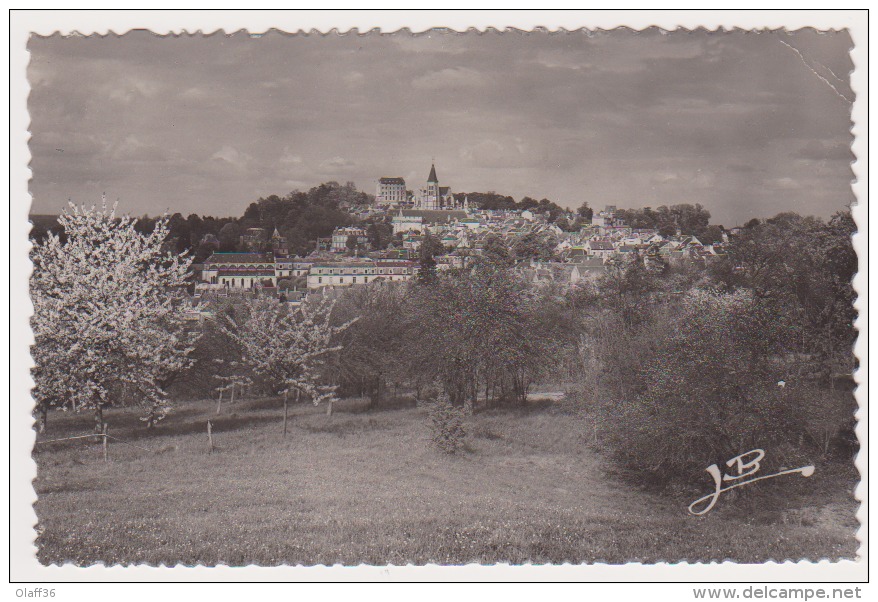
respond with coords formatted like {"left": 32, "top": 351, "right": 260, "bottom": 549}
{"left": 32, "top": 395, "right": 859, "bottom": 566}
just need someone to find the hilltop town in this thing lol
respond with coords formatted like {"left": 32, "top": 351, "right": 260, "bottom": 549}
{"left": 191, "top": 162, "right": 726, "bottom": 302}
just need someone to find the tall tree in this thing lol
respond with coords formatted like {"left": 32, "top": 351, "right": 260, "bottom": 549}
{"left": 217, "top": 222, "right": 242, "bottom": 252}
{"left": 417, "top": 231, "right": 443, "bottom": 285}
{"left": 576, "top": 201, "right": 594, "bottom": 222}
{"left": 334, "top": 282, "right": 411, "bottom": 408}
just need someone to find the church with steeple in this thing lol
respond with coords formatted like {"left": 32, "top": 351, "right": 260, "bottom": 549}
{"left": 414, "top": 163, "right": 459, "bottom": 210}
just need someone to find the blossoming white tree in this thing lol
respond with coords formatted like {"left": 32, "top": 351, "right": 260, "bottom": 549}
{"left": 224, "top": 296, "right": 354, "bottom": 434}
{"left": 30, "top": 200, "right": 196, "bottom": 431}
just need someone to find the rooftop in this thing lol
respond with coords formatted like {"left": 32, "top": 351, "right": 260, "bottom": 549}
{"left": 205, "top": 252, "right": 275, "bottom": 264}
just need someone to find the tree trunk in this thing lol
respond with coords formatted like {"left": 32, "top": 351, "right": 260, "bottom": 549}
{"left": 145, "top": 402, "right": 160, "bottom": 429}
{"left": 282, "top": 390, "right": 289, "bottom": 437}
{"left": 37, "top": 404, "right": 47, "bottom": 433}
{"left": 375, "top": 375, "right": 382, "bottom": 408}
{"left": 93, "top": 404, "right": 105, "bottom": 441}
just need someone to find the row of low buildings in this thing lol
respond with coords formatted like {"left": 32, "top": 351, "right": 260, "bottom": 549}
{"left": 197, "top": 252, "right": 418, "bottom": 293}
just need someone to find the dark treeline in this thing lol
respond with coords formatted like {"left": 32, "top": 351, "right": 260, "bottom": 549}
{"left": 453, "top": 191, "right": 570, "bottom": 221}
{"left": 615, "top": 203, "right": 715, "bottom": 239}
{"left": 29, "top": 181, "right": 371, "bottom": 261}
{"left": 32, "top": 181, "right": 728, "bottom": 263}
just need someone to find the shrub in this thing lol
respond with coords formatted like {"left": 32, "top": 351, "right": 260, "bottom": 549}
{"left": 593, "top": 289, "right": 846, "bottom": 488}
{"left": 798, "top": 387, "right": 858, "bottom": 458}
{"left": 428, "top": 394, "right": 467, "bottom": 454}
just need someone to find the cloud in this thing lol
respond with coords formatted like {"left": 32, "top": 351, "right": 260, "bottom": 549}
{"left": 106, "top": 135, "right": 170, "bottom": 163}
{"left": 211, "top": 145, "right": 253, "bottom": 169}
{"left": 278, "top": 149, "right": 304, "bottom": 166}
{"left": 26, "top": 29, "right": 855, "bottom": 225}
{"left": 459, "top": 138, "right": 530, "bottom": 169}
{"left": 282, "top": 179, "right": 308, "bottom": 190}
{"left": 793, "top": 140, "right": 854, "bottom": 162}
{"left": 342, "top": 72, "right": 365, "bottom": 86}
{"left": 412, "top": 67, "right": 484, "bottom": 90}
{"left": 769, "top": 177, "right": 801, "bottom": 190}
{"left": 180, "top": 87, "right": 209, "bottom": 100}
{"left": 105, "top": 76, "right": 160, "bottom": 104}
{"left": 318, "top": 156, "right": 356, "bottom": 171}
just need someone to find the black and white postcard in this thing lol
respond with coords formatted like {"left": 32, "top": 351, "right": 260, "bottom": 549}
{"left": 9, "top": 9, "right": 869, "bottom": 593}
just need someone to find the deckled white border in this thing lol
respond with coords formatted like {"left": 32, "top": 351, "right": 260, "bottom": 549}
{"left": 8, "top": 9, "right": 868, "bottom": 585}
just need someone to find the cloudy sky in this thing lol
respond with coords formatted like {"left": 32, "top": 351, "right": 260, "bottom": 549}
{"left": 28, "top": 28, "right": 854, "bottom": 226}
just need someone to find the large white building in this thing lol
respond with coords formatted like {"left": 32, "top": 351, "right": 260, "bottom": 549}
{"left": 375, "top": 177, "right": 408, "bottom": 207}
{"left": 200, "top": 252, "right": 416, "bottom": 292}
{"left": 200, "top": 252, "right": 277, "bottom": 289}
{"left": 306, "top": 260, "right": 416, "bottom": 289}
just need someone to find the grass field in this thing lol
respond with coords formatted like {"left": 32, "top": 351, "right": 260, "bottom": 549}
{"left": 32, "top": 395, "right": 859, "bottom": 566}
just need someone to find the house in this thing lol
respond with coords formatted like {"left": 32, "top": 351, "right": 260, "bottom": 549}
{"left": 201, "top": 252, "right": 277, "bottom": 289}
{"left": 392, "top": 212, "right": 424, "bottom": 235}
{"left": 585, "top": 239, "right": 615, "bottom": 259}
{"left": 331, "top": 227, "right": 368, "bottom": 253}
{"left": 275, "top": 257, "right": 313, "bottom": 279}
{"left": 567, "top": 255, "right": 607, "bottom": 280}
{"left": 392, "top": 208, "right": 468, "bottom": 235}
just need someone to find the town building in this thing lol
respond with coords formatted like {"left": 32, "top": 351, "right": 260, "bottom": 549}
{"left": 331, "top": 226, "right": 368, "bottom": 253}
{"left": 200, "top": 251, "right": 416, "bottom": 293}
{"left": 201, "top": 252, "right": 277, "bottom": 289}
{"left": 306, "top": 260, "right": 416, "bottom": 290}
{"left": 585, "top": 239, "right": 616, "bottom": 258}
{"left": 392, "top": 208, "right": 468, "bottom": 235}
{"left": 275, "top": 257, "right": 313, "bottom": 279}
{"left": 270, "top": 228, "right": 289, "bottom": 257}
{"left": 375, "top": 177, "right": 408, "bottom": 207}
{"left": 414, "top": 163, "right": 458, "bottom": 210}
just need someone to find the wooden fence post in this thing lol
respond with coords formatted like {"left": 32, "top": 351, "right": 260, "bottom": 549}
{"left": 207, "top": 420, "right": 214, "bottom": 454}
{"left": 102, "top": 423, "right": 109, "bottom": 463}
{"left": 282, "top": 390, "right": 289, "bottom": 438}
